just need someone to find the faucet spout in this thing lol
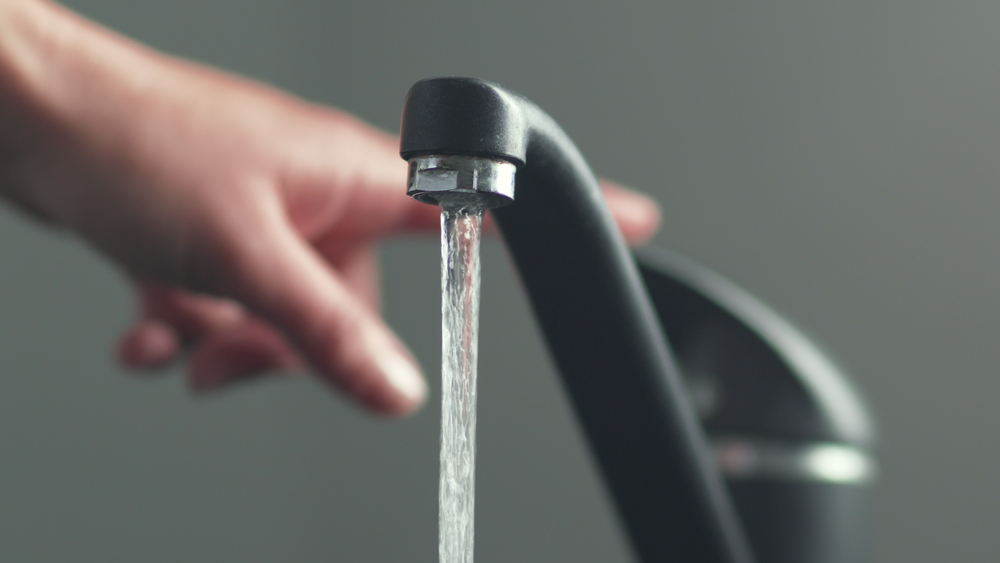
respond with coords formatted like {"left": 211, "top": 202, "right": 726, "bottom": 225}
{"left": 407, "top": 154, "right": 516, "bottom": 209}
{"left": 401, "top": 77, "right": 755, "bottom": 563}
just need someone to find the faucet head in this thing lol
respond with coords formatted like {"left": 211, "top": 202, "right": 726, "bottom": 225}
{"left": 406, "top": 155, "right": 516, "bottom": 210}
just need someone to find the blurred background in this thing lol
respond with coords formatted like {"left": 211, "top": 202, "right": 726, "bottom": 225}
{"left": 2, "top": 0, "right": 999, "bottom": 561}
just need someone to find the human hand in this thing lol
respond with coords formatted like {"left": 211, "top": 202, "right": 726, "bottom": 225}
{"left": 0, "top": 0, "right": 661, "bottom": 416}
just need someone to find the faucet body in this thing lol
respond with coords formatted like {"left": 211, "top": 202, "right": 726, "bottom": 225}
{"left": 637, "top": 249, "right": 875, "bottom": 563}
{"left": 400, "top": 77, "right": 874, "bottom": 563}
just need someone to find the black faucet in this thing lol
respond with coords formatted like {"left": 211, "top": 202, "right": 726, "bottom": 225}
{"left": 400, "top": 77, "right": 875, "bottom": 563}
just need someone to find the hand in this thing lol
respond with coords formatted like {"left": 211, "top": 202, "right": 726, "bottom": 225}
{"left": 0, "top": 0, "right": 661, "bottom": 416}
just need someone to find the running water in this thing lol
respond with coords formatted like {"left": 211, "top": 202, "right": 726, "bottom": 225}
{"left": 439, "top": 196, "right": 486, "bottom": 563}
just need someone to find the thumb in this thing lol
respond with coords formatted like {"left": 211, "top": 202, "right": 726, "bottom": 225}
{"left": 217, "top": 210, "right": 427, "bottom": 415}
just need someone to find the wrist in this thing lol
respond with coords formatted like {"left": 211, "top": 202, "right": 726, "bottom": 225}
{"left": 0, "top": 0, "right": 52, "bottom": 215}
{"left": 0, "top": 0, "right": 88, "bottom": 218}
{"left": 0, "top": 0, "right": 166, "bottom": 222}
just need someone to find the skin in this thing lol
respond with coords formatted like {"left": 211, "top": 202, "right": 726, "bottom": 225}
{"left": 0, "top": 0, "right": 662, "bottom": 416}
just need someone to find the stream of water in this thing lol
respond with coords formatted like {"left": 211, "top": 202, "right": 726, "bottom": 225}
{"left": 439, "top": 197, "right": 486, "bottom": 563}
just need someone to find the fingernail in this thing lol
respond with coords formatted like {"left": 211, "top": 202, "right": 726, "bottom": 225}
{"left": 380, "top": 351, "right": 427, "bottom": 404}
{"left": 616, "top": 190, "right": 661, "bottom": 225}
{"left": 357, "top": 321, "right": 427, "bottom": 406}
{"left": 120, "top": 322, "right": 178, "bottom": 369}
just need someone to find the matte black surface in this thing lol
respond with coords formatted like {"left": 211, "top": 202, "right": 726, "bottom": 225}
{"left": 636, "top": 249, "right": 875, "bottom": 447}
{"left": 728, "top": 482, "right": 870, "bottom": 563}
{"left": 402, "top": 77, "right": 755, "bottom": 563}
{"left": 400, "top": 78, "right": 529, "bottom": 165}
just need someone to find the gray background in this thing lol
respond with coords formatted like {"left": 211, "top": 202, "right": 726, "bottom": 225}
{"left": 2, "top": 0, "right": 998, "bottom": 561}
